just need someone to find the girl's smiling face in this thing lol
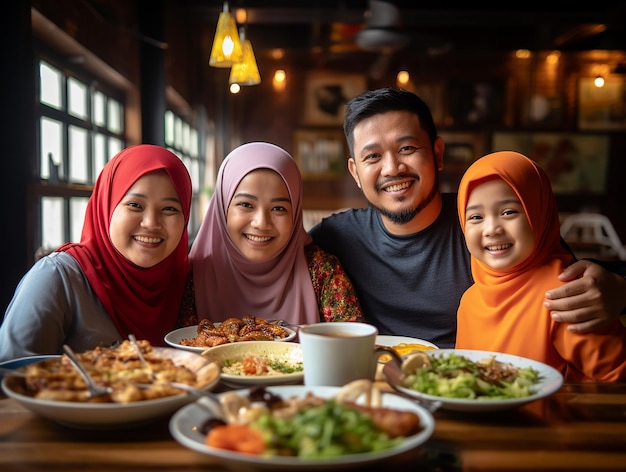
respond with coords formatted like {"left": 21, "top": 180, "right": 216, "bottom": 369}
{"left": 226, "top": 169, "right": 294, "bottom": 262}
{"left": 464, "top": 178, "right": 534, "bottom": 271}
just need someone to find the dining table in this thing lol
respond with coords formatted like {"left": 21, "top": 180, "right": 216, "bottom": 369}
{"left": 1, "top": 377, "right": 625, "bottom": 472}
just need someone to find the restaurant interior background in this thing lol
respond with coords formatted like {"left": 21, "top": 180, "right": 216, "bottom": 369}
{"left": 2, "top": 0, "right": 626, "bottom": 313}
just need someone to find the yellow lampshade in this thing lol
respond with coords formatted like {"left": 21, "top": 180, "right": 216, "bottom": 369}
{"left": 229, "top": 39, "right": 261, "bottom": 86}
{"left": 208, "top": 4, "right": 243, "bottom": 68}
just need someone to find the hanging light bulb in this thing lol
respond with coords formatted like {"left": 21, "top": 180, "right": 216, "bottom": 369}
{"left": 208, "top": 2, "right": 243, "bottom": 68}
{"left": 594, "top": 75, "right": 605, "bottom": 88}
{"left": 273, "top": 69, "right": 286, "bottom": 92}
{"left": 397, "top": 70, "right": 410, "bottom": 86}
{"left": 229, "top": 28, "right": 261, "bottom": 86}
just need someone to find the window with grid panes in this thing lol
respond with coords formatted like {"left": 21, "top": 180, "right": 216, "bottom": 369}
{"left": 36, "top": 59, "right": 125, "bottom": 253}
{"left": 165, "top": 110, "right": 204, "bottom": 243}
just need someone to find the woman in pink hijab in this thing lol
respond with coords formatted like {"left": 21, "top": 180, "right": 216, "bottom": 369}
{"left": 178, "top": 142, "right": 364, "bottom": 326}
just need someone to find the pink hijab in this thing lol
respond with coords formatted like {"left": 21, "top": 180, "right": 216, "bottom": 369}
{"left": 189, "top": 142, "right": 318, "bottom": 324}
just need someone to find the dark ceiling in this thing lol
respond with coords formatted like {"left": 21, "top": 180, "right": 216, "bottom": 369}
{"left": 174, "top": 1, "right": 626, "bottom": 56}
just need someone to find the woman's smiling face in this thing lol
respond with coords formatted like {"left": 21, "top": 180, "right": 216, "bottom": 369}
{"left": 109, "top": 170, "right": 185, "bottom": 268}
{"left": 226, "top": 169, "right": 294, "bottom": 262}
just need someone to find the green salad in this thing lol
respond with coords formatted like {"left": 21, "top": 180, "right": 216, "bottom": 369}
{"left": 402, "top": 352, "right": 541, "bottom": 400}
{"left": 251, "top": 400, "right": 405, "bottom": 458}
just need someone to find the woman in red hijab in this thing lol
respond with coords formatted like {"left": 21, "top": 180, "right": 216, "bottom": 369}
{"left": 456, "top": 151, "right": 626, "bottom": 381}
{"left": 0, "top": 145, "right": 192, "bottom": 361}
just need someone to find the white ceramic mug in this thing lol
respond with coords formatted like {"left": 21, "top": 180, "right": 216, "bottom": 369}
{"left": 298, "top": 322, "right": 391, "bottom": 386}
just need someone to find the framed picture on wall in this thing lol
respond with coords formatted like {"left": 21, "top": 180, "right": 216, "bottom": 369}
{"left": 578, "top": 78, "right": 626, "bottom": 130}
{"left": 437, "top": 132, "right": 486, "bottom": 192}
{"left": 294, "top": 128, "right": 347, "bottom": 179}
{"left": 439, "top": 132, "right": 486, "bottom": 164}
{"left": 521, "top": 95, "right": 563, "bottom": 127}
{"left": 303, "top": 73, "right": 366, "bottom": 126}
{"left": 448, "top": 80, "right": 505, "bottom": 127}
{"left": 492, "top": 132, "right": 610, "bottom": 194}
{"left": 413, "top": 82, "right": 446, "bottom": 126}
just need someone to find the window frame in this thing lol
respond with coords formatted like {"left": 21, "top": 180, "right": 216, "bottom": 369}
{"left": 33, "top": 49, "right": 126, "bottom": 254}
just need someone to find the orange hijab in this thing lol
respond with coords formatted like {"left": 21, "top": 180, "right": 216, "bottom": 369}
{"left": 455, "top": 151, "right": 574, "bottom": 361}
{"left": 57, "top": 144, "right": 192, "bottom": 345}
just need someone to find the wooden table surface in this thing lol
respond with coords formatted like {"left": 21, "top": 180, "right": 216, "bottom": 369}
{"left": 1, "top": 381, "right": 626, "bottom": 472}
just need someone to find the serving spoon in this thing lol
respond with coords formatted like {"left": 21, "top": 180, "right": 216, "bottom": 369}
{"left": 127, "top": 334, "right": 224, "bottom": 414}
{"left": 62, "top": 344, "right": 113, "bottom": 398}
{"left": 380, "top": 351, "right": 442, "bottom": 413}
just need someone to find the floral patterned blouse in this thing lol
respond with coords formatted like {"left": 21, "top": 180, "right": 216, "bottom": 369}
{"left": 176, "top": 243, "right": 365, "bottom": 328}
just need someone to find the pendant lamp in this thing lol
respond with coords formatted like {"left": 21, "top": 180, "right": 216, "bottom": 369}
{"left": 209, "top": 2, "right": 243, "bottom": 68}
{"left": 229, "top": 28, "right": 261, "bottom": 86}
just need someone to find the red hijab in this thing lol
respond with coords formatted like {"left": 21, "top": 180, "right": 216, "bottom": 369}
{"left": 57, "top": 144, "right": 192, "bottom": 345}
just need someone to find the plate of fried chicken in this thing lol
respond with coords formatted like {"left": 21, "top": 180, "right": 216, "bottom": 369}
{"left": 165, "top": 316, "right": 297, "bottom": 354}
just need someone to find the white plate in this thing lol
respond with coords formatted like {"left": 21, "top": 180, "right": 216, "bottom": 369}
{"left": 201, "top": 340, "right": 303, "bottom": 388}
{"left": 165, "top": 324, "right": 297, "bottom": 353}
{"left": 376, "top": 335, "right": 438, "bottom": 349}
{"left": 169, "top": 385, "right": 435, "bottom": 471}
{"left": 383, "top": 348, "right": 564, "bottom": 412}
{"left": 1, "top": 348, "right": 220, "bottom": 430}
{"left": 376, "top": 335, "right": 438, "bottom": 360}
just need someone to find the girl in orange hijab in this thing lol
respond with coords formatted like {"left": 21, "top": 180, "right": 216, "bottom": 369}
{"left": 456, "top": 151, "right": 626, "bottom": 381}
{"left": 0, "top": 145, "right": 192, "bottom": 361}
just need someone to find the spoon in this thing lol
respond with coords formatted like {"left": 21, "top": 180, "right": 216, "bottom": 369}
{"left": 62, "top": 345, "right": 113, "bottom": 398}
{"left": 127, "top": 334, "right": 154, "bottom": 377}
{"left": 127, "top": 334, "right": 224, "bottom": 415}
{"left": 132, "top": 380, "right": 222, "bottom": 402}
{"left": 380, "top": 347, "right": 442, "bottom": 413}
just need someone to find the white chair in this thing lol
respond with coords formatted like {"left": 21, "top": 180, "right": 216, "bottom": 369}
{"left": 560, "top": 213, "right": 626, "bottom": 261}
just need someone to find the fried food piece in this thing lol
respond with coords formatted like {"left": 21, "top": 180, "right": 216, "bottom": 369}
{"left": 219, "top": 317, "right": 245, "bottom": 340}
{"left": 346, "top": 402, "right": 422, "bottom": 438}
{"left": 181, "top": 316, "right": 289, "bottom": 346}
{"left": 18, "top": 340, "right": 202, "bottom": 404}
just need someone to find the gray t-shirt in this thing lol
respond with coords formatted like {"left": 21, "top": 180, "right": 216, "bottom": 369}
{"left": 308, "top": 193, "right": 472, "bottom": 348}
{"left": 0, "top": 252, "right": 122, "bottom": 362}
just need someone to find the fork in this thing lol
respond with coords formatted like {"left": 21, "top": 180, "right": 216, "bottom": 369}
{"left": 62, "top": 345, "right": 113, "bottom": 398}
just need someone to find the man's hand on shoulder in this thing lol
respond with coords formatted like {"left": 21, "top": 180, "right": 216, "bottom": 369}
{"left": 545, "top": 259, "right": 626, "bottom": 333}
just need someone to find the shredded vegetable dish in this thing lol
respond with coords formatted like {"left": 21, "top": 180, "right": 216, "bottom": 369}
{"left": 402, "top": 352, "right": 541, "bottom": 400}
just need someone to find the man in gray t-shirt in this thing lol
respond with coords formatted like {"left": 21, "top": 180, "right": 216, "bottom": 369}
{"left": 310, "top": 88, "right": 626, "bottom": 347}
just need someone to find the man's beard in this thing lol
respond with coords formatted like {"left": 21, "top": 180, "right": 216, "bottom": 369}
{"left": 366, "top": 176, "right": 440, "bottom": 226}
